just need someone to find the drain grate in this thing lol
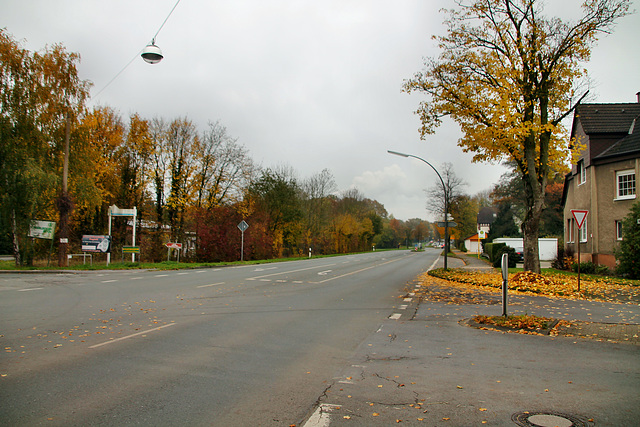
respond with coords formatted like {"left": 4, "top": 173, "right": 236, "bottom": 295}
{"left": 512, "top": 411, "right": 592, "bottom": 427}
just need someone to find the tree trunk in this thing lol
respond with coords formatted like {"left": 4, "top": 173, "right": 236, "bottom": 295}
{"left": 11, "top": 210, "right": 21, "bottom": 266}
{"left": 521, "top": 180, "right": 545, "bottom": 274}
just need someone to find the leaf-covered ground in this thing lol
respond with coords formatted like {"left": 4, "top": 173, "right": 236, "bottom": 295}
{"left": 427, "top": 268, "right": 640, "bottom": 304}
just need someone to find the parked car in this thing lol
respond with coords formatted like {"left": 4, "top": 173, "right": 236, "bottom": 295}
{"left": 513, "top": 247, "right": 523, "bottom": 262}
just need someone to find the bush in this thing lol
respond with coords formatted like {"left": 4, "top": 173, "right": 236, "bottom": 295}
{"left": 615, "top": 200, "right": 640, "bottom": 279}
{"left": 485, "top": 242, "right": 506, "bottom": 264}
{"left": 492, "top": 245, "right": 517, "bottom": 268}
{"left": 572, "top": 261, "right": 596, "bottom": 275}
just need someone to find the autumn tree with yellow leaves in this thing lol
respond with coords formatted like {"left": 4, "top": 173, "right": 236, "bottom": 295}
{"left": 404, "top": 0, "right": 630, "bottom": 272}
{"left": 0, "top": 29, "right": 91, "bottom": 265}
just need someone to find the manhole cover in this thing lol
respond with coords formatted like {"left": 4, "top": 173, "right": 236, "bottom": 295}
{"left": 512, "top": 411, "right": 592, "bottom": 427}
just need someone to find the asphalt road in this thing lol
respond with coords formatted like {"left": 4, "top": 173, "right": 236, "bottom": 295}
{"left": 0, "top": 249, "right": 437, "bottom": 426}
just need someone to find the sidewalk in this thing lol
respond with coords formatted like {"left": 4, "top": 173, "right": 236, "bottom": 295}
{"left": 302, "top": 253, "right": 640, "bottom": 426}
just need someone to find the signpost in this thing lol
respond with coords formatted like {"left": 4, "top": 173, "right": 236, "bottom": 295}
{"left": 571, "top": 209, "right": 589, "bottom": 292}
{"left": 477, "top": 229, "right": 486, "bottom": 258}
{"left": 165, "top": 242, "right": 182, "bottom": 262}
{"left": 237, "top": 220, "right": 249, "bottom": 261}
{"left": 29, "top": 220, "right": 56, "bottom": 266}
{"left": 108, "top": 205, "right": 137, "bottom": 265}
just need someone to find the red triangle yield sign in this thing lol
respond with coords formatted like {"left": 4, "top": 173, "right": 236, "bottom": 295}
{"left": 571, "top": 209, "right": 589, "bottom": 229}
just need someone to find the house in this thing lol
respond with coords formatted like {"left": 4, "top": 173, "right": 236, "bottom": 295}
{"left": 562, "top": 93, "right": 640, "bottom": 268}
{"left": 477, "top": 206, "right": 497, "bottom": 235}
{"left": 463, "top": 206, "right": 498, "bottom": 253}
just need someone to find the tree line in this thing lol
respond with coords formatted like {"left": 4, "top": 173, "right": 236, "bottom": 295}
{"left": 1, "top": 29, "right": 442, "bottom": 265}
{"left": 0, "top": 25, "right": 568, "bottom": 266}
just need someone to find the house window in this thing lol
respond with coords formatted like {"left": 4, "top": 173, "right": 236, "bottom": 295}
{"left": 616, "top": 220, "right": 623, "bottom": 240}
{"left": 579, "top": 218, "right": 588, "bottom": 243}
{"left": 577, "top": 160, "right": 586, "bottom": 185}
{"left": 567, "top": 218, "right": 574, "bottom": 243}
{"left": 616, "top": 169, "right": 636, "bottom": 200}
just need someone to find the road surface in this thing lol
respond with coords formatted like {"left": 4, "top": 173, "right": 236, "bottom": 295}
{"left": 0, "top": 249, "right": 437, "bottom": 426}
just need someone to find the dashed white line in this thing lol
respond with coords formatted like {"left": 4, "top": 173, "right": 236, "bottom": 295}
{"left": 102, "top": 280, "right": 117, "bottom": 283}
{"left": 155, "top": 274, "right": 168, "bottom": 278}
{"left": 89, "top": 322, "right": 177, "bottom": 349}
{"left": 389, "top": 313, "right": 402, "bottom": 320}
{"left": 399, "top": 304, "right": 408, "bottom": 310}
{"left": 18, "top": 287, "right": 43, "bottom": 292}
{"left": 197, "top": 282, "right": 224, "bottom": 288}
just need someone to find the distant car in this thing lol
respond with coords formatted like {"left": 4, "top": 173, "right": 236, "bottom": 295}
{"left": 514, "top": 247, "right": 523, "bottom": 262}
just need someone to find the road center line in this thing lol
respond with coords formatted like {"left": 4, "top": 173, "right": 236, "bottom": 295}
{"left": 248, "top": 263, "right": 337, "bottom": 280}
{"left": 18, "top": 287, "right": 44, "bottom": 292}
{"left": 89, "top": 323, "right": 177, "bottom": 349}
{"left": 313, "top": 255, "right": 411, "bottom": 284}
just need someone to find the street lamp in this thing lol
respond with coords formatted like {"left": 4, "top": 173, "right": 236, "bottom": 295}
{"left": 141, "top": 40, "right": 163, "bottom": 64}
{"left": 388, "top": 150, "right": 450, "bottom": 269}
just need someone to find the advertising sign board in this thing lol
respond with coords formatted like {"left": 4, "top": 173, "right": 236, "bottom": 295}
{"left": 82, "top": 235, "right": 112, "bottom": 253}
{"left": 29, "top": 220, "right": 56, "bottom": 239}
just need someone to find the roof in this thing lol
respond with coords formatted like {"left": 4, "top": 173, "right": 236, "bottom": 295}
{"left": 477, "top": 206, "right": 497, "bottom": 224}
{"left": 596, "top": 115, "right": 640, "bottom": 160}
{"left": 573, "top": 103, "right": 640, "bottom": 135}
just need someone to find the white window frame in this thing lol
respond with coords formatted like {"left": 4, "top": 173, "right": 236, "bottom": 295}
{"left": 579, "top": 218, "right": 588, "bottom": 243}
{"left": 567, "top": 218, "right": 574, "bottom": 243}
{"left": 577, "top": 160, "right": 586, "bottom": 186}
{"left": 616, "top": 220, "right": 623, "bottom": 241}
{"left": 615, "top": 169, "right": 636, "bottom": 200}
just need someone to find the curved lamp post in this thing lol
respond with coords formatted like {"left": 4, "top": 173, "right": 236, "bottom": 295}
{"left": 388, "top": 150, "right": 449, "bottom": 269}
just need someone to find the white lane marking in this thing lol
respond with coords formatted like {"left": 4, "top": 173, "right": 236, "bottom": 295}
{"left": 197, "top": 282, "right": 225, "bottom": 288}
{"left": 404, "top": 298, "right": 412, "bottom": 302}
{"left": 155, "top": 274, "right": 168, "bottom": 277}
{"left": 317, "top": 270, "right": 332, "bottom": 276}
{"left": 18, "top": 287, "right": 44, "bottom": 292}
{"left": 131, "top": 277, "right": 143, "bottom": 280}
{"left": 102, "top": 280, "right": 117, "bottom": 283}
{"left": 254, "top": 266, "right": 277, "bottom": 272}
{"left": 177, "top": 272, "right": 189, "bottom": 275}
{"left": 195, "top": 270, "right": 206, "bottom": 273}
{"left": 313, "top": 255, "right": 411, "bottom": 284}
{"left": 249, "top": 263, "right": 337, "bottom": 280}
{"left": 428, "top": 256, "right": 439, "bottom": 271}
{"left": 389, "top": 313, "right": 402, "bottom": 320}
{"left": 89, "top": 322, "right": 177, "bottom": 349}
{"left": 303, "top": 403, "right": 340, "bottom": 427}
{"left": 399, "top": 304, "right": 408, "bottom": 310}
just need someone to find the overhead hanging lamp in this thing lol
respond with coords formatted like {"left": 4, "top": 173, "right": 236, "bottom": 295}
{"left": 141, "top": 39, "right": 163, "bottom": 64}
{"left": 140, "top": 0, "right": 181, "bottom": 64}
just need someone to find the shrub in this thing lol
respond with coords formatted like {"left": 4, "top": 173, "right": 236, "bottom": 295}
{"left": 492, "top": 245, "right": 517, "bottom": 268}
{"left": 615, "top": 200, "right": 640, "bottom": 279}
{"left": 572, "top": 261, "right": 596, "bottom": 275}
{"left": 485, "top": 242, "right": 506, "bottom": 263}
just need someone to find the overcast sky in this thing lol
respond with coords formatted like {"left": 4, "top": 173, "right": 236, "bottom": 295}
{"left": 4, "top": 0, "right": 639, "bottom": 221}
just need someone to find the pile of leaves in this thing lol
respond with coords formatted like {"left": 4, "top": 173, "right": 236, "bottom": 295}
{"left": 473, "top": 314, "right": 554, "bottom": 334}
{"left": 427, "top": 268, "right": 640, "bottom": 304}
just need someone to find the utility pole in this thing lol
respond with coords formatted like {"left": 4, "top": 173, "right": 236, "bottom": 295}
{"left": 57, "top": 111, "right": 71, "bottom": 267}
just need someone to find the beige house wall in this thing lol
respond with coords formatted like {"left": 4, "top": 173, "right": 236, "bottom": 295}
{"left": 565, "top": 157, "right": 638, "bottom": 269}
